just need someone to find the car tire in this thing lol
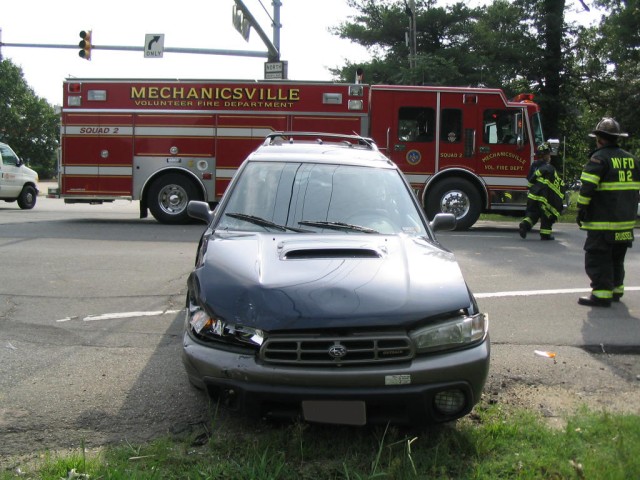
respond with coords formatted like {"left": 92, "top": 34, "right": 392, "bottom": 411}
{"left": 17, "top": 185, "right": 37, "bottom": 210}
{"left": 148, "top": 174, "right": 202, "bottom": 224}
{"left": 426, "top": 178, "right": 481, "bottom": 230}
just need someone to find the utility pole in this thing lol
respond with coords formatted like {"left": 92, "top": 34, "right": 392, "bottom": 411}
{"left": 404, "top": 0, "right": 417, "bottom": 69}
{"left": 272, "top": 0, "right": 282, "bottom": 62}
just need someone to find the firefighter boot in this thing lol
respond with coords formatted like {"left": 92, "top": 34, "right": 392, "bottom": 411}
{"left": 518, "top": 222, "right": 528, "bottom": 239}
{"left": 540, "top": 225, "right": 554, "bottom": 240}
{"left": 613, "top": 286, "right": 624, "bottom": 302}
{"left": 578, "top": 295, "right": 612, "bottom": 307}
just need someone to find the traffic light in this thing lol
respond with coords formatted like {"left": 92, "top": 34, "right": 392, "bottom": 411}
{"left": 78, "top": 30, "right": 92, "bottom": 60}
{"left": 232, "top": 4, "right": 251, "bottom": 42}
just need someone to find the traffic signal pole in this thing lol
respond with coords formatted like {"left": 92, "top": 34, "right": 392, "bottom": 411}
{"left": 0, "top": 41, "right": 270, "bottom": 59}
{"left": 232, "top": 0, "right": 279, "bottom": 61}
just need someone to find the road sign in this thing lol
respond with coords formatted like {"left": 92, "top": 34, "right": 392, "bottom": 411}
{"left": 144, "top": 34, "right": 164, "bottom": 58}
{"left": 264, "top": 60, "right": 287, "bottom": 80}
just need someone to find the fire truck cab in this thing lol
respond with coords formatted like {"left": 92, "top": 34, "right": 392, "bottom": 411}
{"left": 370, "top": 87, "right": 545, "bottom": 228}
{"left": 57, "top": 79, "right": 544, "bottom": 228}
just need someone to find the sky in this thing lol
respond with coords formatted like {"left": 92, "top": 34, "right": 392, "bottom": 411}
{"left": 2, "top": 0, "right": 602, "bottom": 107}
{"left": 1, "top": 0, "right": 372, "bottom": 106}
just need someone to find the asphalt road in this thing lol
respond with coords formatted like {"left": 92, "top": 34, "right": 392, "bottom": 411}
{"left": 1, "top": 189, "right": 639, "bottom": 462}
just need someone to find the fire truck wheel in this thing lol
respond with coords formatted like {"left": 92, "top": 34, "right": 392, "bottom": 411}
{"left": 426, "top": 178, "right": 481, "bottom": 230}
{"left": 17, "top": 185, "right": 37, "bottom": 210}
{"left": 148, "top": 174, "right": 201, "bottom": 224}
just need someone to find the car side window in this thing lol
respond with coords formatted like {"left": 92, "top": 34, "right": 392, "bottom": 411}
{"left": 0, "top": 144, "right": 19, "bottom": 166}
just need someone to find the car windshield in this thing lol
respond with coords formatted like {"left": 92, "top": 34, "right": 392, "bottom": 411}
{"left": 216, "top": 161, "right": 427, "bottom": 236}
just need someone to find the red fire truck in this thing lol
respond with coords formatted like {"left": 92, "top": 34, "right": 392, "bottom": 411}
{"left": 56, "top": 79, "right": 545, "bottom": 229}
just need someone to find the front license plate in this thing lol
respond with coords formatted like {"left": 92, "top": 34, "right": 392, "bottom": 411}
{"left": 302, "top": 400, "right": 366, "bottom": 426}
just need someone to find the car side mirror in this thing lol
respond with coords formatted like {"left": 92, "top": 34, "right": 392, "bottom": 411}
{"left": 430, "top": 213, "right": 456, "bottom": 232}
{"left": 187, "top": 200, "right": 214, "bottom": 224}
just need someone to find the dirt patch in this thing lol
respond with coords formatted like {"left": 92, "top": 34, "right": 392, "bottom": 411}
{"left": 483, "top": 346, "right": 640, "bottom": 428}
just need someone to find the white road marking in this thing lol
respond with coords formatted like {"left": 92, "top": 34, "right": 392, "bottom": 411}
{"left": 55, "top": 310, "right": 181, "bottom": 323}
{"left": 54, "top": 286, "right": 640, "bottom": 322}
{"left": 475, "top": 286, "right": 640, "bottom": 299}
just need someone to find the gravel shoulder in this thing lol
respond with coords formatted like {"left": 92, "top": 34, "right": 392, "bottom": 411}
{"left": 484, "top": 345, "right": 640, "bottom": 428}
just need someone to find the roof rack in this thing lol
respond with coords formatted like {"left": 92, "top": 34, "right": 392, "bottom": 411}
{"left": 263, "top": 132, "right": 378, "bottom": 150}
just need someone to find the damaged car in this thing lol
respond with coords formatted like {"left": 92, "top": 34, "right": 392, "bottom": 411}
{"left": 182, "top": 132, "right": 489, "bottom": 426}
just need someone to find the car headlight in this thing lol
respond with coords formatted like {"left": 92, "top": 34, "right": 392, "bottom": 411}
{"left": 187, "top": 304, "right": 264, "bottom": 348}
{"left": 409, "top": 313, "right": 488, "bottom": 353}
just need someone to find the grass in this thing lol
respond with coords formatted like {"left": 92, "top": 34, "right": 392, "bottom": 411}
{"left": 2, "top": 404, "right": 639, "bottom": 479}
{"left": 482, "top": 191, "right": 640, "bottom": 227}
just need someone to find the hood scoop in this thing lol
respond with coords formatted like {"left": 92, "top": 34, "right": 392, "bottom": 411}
{"left": 284, "top": 247, "right": 382, "bottom": 259}
{"left": 277, "top": 238, "right": 388, "bottom": 260}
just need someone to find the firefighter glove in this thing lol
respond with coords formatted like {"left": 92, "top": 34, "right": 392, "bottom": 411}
{"left": 576, "top": 208, "right": 587, "bottom": 227}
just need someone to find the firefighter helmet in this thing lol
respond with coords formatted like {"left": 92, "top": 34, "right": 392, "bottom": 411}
{"left": 537, "top": 142, "right": 551, "bottom": 155}
{"left": 589, "top": 117, "right": 628, "bottom": 138}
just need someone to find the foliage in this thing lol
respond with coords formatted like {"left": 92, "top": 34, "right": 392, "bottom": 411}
{"left": 0, "top": 59, "right": 59, "bottom": 178}
{"left": 330, "top": 0, "right": 640, "bottom": 181}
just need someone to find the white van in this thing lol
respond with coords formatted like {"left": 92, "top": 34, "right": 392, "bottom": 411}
{"left": 0, "top": 142, "right": 39, "bottom": 209}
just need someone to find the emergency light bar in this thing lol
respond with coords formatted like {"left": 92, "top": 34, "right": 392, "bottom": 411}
{"left": 512, "top": 93, "right": 535, "bottom": 103}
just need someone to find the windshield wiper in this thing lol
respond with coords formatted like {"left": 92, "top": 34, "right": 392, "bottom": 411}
{"left": 225, "top": 213, "right": 310, "bottom": 232}
{"left": 298, "top": 220, "right": 378, "bottom": 234}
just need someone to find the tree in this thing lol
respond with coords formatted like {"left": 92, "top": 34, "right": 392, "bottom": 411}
{"left": 586, "top": 0, "right": 640, "bottom": 151}
{"left": 466, "top": 0, "right": 539, "bottom": 94}
{"left": 331, "top": 1, "right": 550, "bottom": 98}
{"left": 330, "top": 0, "right": 636, "bottom": 181}
{"left": 556, "top": 0, "right": 639, "bottom": 183}
{"left": 0, "top": 59, "right": 59, "bottom": 178}
{"left": 330, "top": 0, "right": 486, "bottom": 86}
{"left": 526, "top": 0, "right": 566, "bottom": 139}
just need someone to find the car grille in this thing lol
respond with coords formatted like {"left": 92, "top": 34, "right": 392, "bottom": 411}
{"left": 259, "top": 333, "right": 414, "bottom": 366}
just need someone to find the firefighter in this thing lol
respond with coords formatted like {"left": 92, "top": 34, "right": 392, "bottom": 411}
{"left": 519, "top": 143, "right": 564, "bottom": 240}
{"left": 576, "top": 118, "right": 640, "bottom": 307}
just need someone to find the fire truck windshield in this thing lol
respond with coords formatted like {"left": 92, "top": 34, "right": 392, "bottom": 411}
{"left": 531, "top": 112, "right": 545, "bottom": 146}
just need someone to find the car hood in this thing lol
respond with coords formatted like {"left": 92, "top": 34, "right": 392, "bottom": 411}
{"left": 190, "top": 232, "right": 474, "bottom": 331}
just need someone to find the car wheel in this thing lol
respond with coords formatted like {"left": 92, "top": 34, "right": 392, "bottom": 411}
{"left": 426, "top": 178, "right": 481, "bottom": 230}
{"left": 148, "top": 174, "right": 201, "bottom": 224}
{"left": 17, "top": 185, "right": 37, "bottom": 209}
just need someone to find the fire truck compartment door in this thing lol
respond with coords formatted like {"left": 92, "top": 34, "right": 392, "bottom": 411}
{"left": 133, "top": 156, "right": 215, "bottom": 201}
